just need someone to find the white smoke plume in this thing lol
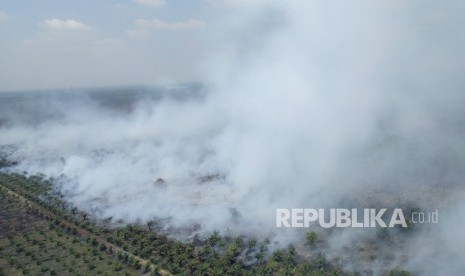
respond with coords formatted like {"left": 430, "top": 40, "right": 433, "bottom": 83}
{"left": 1, "top": 1, "right": 465, "bottom": 274}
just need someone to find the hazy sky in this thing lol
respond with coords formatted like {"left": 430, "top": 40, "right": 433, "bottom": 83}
{"left": 0, "top": 0, "right": 237, "bottom": 91}
{"left": 1, "top": 1, "right": 465, "bottom": 92}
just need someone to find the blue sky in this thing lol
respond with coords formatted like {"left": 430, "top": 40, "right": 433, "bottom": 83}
{"left": 1, "top": 1, "right": 464, "bottom": 91}
{"left": 0, "top": 0, "right": 232, "bottom": 91}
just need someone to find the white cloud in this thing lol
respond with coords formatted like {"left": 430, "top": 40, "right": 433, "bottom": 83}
{"left": 0, "top": 11, "right": 9, "bottom": 22}
{"left": 43, "top": 19, "right": 91, "bottom": 31}
{"left": 23, "top": 19, "right": 96, "bottom": 50}
{"left": 135, "top": 18, "right": 206, "bottom": 31}
{"left": 133, "top": 0, "right": 165, "bottom": 7}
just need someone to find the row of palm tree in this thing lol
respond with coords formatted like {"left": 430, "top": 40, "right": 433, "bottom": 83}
{"left": 0, "top": 171, "right": 343, "bottom": 275}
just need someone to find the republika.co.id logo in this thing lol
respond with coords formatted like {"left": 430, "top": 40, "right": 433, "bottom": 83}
{"left": 276, "top": 208, "right": 439, "bottom": 228}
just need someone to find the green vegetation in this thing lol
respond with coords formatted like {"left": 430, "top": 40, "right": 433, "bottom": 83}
{"left": 0, "top": 182, "right": 141, "bottom": 275}
{"left": 305, "top": 231, "right": 319, "bottom": 247}
{"left": 0, "top": 170, "right": 412, "bottom": 275}
{"left": 0, "top": 172, "right": 345, "bottom": 275}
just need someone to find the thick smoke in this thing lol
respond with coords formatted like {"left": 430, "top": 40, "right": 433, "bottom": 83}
{"left": 1, "top": 1, "right": 465, "bottom": 274}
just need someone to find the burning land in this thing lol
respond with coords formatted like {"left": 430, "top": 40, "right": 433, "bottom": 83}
{"left": 1, "top": 2, "right": 465, "bottom": 275}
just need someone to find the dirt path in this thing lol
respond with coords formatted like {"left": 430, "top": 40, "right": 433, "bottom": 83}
{"left": 0, "top": 183, "right": 172, "bottom": 276}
